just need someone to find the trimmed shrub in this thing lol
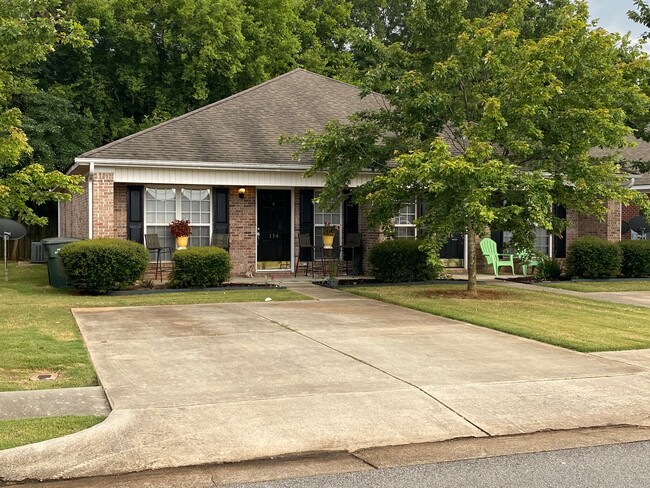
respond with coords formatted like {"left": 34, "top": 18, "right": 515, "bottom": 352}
{"left": 369, "top": 239, "right": 441, "bottom": 283}
{"left": 59, "top": 238, "right": 149, "bottom": 294}
{"left": 566, "top": 237, "right": 621, "bottom": 279}
{"left": 535, "top": 256, "right": 563, "bottom": 281}
{"left": 619, "top": 240, "right": 650, "bottom": 278}
{"left": 169, "top": 247, "right": 231, "bottom": 288}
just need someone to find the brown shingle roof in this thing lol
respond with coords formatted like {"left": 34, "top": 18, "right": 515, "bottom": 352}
{"left": 589, "top": 135, "right": 650, "bottom": 163}
{"left": 79, "top": 69, "right": 386, "bottom": 164}
{"left": 589, "top": 136, "right": 650, "bottom": 187}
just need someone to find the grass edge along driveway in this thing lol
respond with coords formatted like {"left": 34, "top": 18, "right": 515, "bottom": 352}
{"left": 1, "top": 265, "right": 305, "bottom": 451}
{"left": 544, "top": 280, "right": 650, "bottom": 293}
{"left": 348, "top": 284, "right": 650, "bottom": 352}
{"left": 1, "top": 264, "right": 307, "bottom": 393}
{"left": 0, "top": 416, "right": 106, "bottom": 451}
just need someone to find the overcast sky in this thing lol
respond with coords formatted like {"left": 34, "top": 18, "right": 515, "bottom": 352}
{"left": 587, "top": 0, "right": 646, "bottom": 40}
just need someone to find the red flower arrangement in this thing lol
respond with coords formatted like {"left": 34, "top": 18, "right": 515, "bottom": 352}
{"left": 169, "top": 219, "right": 192, "bottom": 238}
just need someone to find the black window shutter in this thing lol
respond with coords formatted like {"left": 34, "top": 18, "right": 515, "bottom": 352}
{"left": 127, "top": 186, "right": 144, "bottom": 244}
{"left": 418, "top": 200, "right": 429, "bottom": 235}
{"left": 553, "top": 204, "right": 567, "bottom": 258}
{"left": 343, "top": 194, "right": 360, "bottom": 263}
{"left": 213, "top": 188, "right": 229, "bottom": 234}
{"left": 299, "top": 189, "right": 314, "bottom": 260}
{"left": 344, "top": 194, "right": 359, "bottom": 235}
{"left": 491, "top": 229, "right": 504, "bottom": 253}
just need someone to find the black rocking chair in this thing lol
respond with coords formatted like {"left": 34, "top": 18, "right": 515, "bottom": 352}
{"left": 144, "top": 233, "right": 173, "bottom": 281}
{"left": 294, "top": 233, "right": 315, "bottom": 277}
{"left": 342, "top": 233, "right": 362, "bottom": 276}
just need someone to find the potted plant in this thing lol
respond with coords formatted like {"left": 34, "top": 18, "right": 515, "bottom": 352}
{"left": 322, "top": 222, "right": 339, "bottom": 248}
{"left": 169, "top": 219, "right": 192, "bottom": 249}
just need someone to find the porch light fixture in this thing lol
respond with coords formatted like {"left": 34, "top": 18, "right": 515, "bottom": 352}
{"left": 238, "top": 188, "right": 246, "bottom": 199}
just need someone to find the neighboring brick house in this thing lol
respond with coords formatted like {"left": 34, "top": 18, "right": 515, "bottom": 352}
{"left": 589, "top": 138, "right": 650, "bottom": 243}
{"left": 61, "top": 69, "right": 386, "bottom": 276}
{"left": 623, "top": 164, "right": 650, "bottom": 240}
{"left": 60, "top": 68, "right": 649, "bottom": 276}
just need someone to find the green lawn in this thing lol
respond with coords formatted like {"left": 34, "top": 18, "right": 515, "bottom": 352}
{"left": 0, "top": 264, "right": 307, "bottom": 392}
{"left": 348, "top": 284, "right": 650, "bottom": 352}
{"left": 0, "top": 416, "right": 105, "bottom": 450}
{"left": 544, "top": 281, "right": 650, "bottom": 293}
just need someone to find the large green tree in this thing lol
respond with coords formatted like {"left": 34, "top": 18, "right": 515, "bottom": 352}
{"left": 292, "top": 0, "right": 650, "bottom": 293}
{"left": 0, "top": 0, "right": 85, "bottom": 225}
{"left": 629, "top": 0, "right": 650, "bottom": 37}
{"left": 29, "top": 0, "right": 355, "bottom": 158}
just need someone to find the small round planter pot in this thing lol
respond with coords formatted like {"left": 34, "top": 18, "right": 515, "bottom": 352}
{"left": 175, "top": 236, "right": 189, "bottom": 250}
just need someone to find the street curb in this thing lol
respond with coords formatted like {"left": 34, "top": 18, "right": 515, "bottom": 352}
{"left": 6, "top": 425, "right": 650, "bottom": 487}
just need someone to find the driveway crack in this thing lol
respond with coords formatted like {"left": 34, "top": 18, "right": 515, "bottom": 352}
{"left": 235, "top": 304, "right": 492, "bottom": 437}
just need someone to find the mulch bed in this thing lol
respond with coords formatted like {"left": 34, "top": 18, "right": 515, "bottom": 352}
{"left": 111, "top": 282, "right": 283, "bottom": 296}
{"left": 497, "top": 276, "right": 543, "bottom": 284}
{"left": 415, "top": 288, "right": 512, "bottom": 300}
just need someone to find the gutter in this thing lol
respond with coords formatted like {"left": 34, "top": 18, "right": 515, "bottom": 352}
{"left": 72, "top": 158, "right": 378, "bottom": 175}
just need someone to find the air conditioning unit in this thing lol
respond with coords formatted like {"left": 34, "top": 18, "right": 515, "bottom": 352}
{"left": 31, "top": 242, "right": 46, "bottom": 263}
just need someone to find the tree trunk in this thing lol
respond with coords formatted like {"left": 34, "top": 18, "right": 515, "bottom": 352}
{"left": 466, "top": 226, "right": 478, "bottom": 296}
{"left": 10, "top": 217, "right": 21, "bottom": 261}
{"left": 10, "top": 239, "right": 18, "bottom": 262}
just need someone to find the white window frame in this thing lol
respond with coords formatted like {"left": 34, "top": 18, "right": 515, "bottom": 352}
{"left": 394, "top": 201, "right": 419, "bottom": 239}
{"left": 143, "top": 186, "right": 212, "bottom": 254}
{"left": 502, "top": 227, "right": 553, "bottom": 257}
{"left": 534, "top": 226, "right": 552, "bottom": 257}
{"left": 314, "top": 190, "right": 343, "bottom": 246}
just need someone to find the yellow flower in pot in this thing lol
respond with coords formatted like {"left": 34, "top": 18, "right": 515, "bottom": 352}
{"left": 169, "top": 219, "right": 192, "bottom": 249}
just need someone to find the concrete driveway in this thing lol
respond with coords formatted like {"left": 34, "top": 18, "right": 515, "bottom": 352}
{"left": 2, "top": 285, "right": 650, "bottom": 482}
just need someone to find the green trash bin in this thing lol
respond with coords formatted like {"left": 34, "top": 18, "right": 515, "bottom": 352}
{"left": 41, "top": 237, "right": 81, "bottom": 288}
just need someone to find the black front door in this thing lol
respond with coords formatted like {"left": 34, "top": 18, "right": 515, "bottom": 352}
{"left": 439, "top": 233, "right": 464, "bottom": 260}
{"left": 257, "top": 190, "right": 291, "bottom": 264}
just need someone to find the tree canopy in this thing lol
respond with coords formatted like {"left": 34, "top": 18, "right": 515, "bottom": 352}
{"left": 292, "top": 0, "right": 650, "bottom": 292}
{"left": 2, "top": 0, "right": 358, "bottom": 223}
{"left": 28, "top": 0, "right": 357, "bottom": 172}
{"left": 0, "top": 0, "right": 86, "bottom": 225}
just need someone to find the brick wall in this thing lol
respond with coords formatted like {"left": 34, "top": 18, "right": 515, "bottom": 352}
{"left": 622, "top": 203, "right": 639, "bottom": 240}
{"left": 229, "top": 186, "right": 257, "bottom": 276}
{"left": 59, "top": 178, "right": 89, "bottom": 238}
{"left": 92, "top": 172, "right": 115, "bottom": 238}
{"left": 566, "top": 200, "right": 621, "bottom": 247}
{"left": 114, "top": 183, "right": 127, "bottom": 239}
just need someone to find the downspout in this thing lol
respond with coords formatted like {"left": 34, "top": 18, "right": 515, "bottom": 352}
{"left": 622, "top": 176, "right": 636, "bottom": 241}
{"left": 88, "top": 162, "right": 94, "bottom": 239}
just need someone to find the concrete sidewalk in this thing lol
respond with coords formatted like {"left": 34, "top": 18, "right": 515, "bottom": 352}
{"left": 1, "top": 284, "right": 649, "bottom": 482}
{"left": 0, "top": 387, "right": 110, "bottom": 420}
{"left": 494, "top": 279, "right": 650, "bottom": 308}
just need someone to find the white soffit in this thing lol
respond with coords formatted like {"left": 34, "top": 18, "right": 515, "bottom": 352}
{"left": 106, "top": 165, "right": 374, "bottom": 188}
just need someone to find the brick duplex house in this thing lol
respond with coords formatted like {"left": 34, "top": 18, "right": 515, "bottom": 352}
{"left": 61, "top": 69, "right": 387, "bottom": 276}
{"left": 59, "top": 68, "right": 646, "bottom": 275}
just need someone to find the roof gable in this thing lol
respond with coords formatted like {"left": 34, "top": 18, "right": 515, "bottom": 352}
{"left": 79, "top": 69, "right": 385, "bottom": 165}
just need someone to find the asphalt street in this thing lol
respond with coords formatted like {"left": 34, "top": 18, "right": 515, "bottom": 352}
{"left": 227, "top": 441, "right": 650, "bottom": 488}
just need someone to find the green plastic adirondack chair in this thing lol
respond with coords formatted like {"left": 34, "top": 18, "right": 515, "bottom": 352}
{"left": 480, "top": 238, "right": 515, "bottom": 277}
{"left": 517, "top": 249, "right": 539, "bottom": 276}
